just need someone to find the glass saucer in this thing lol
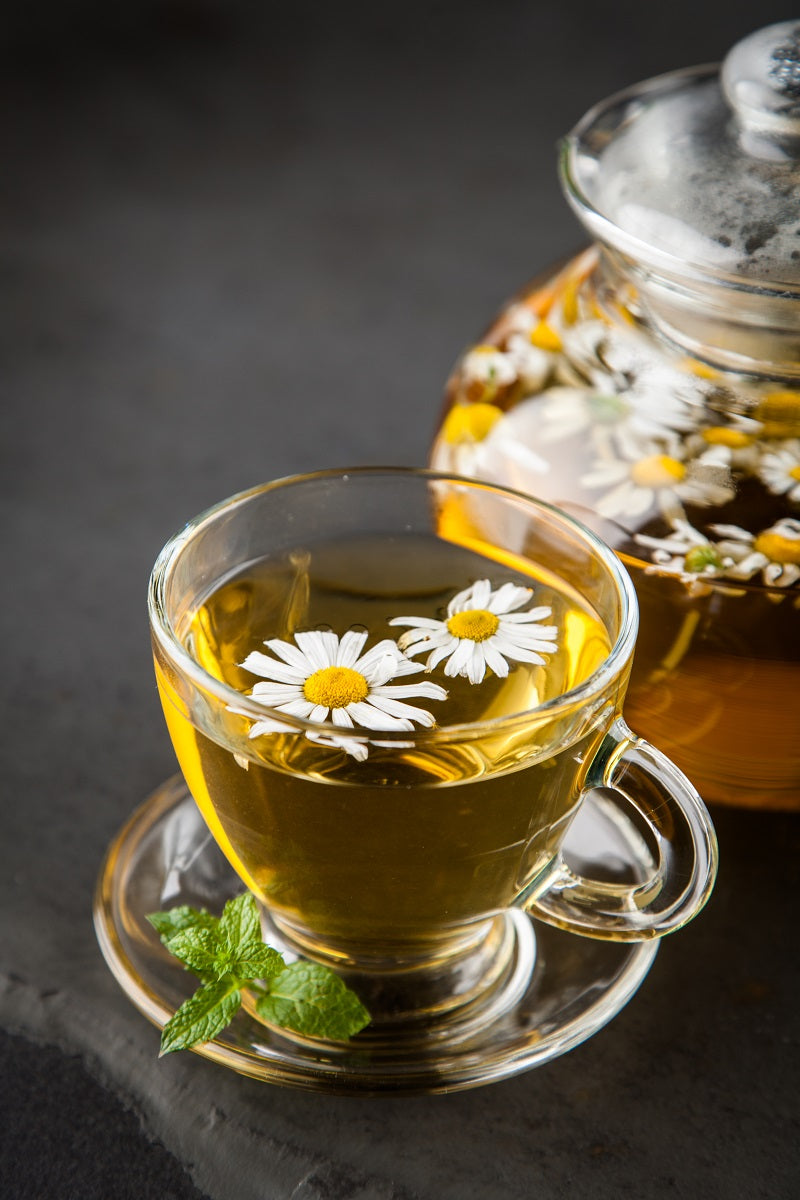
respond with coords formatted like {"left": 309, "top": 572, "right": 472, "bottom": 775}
{"left": 94, "top": 777, "right": 658, "bottom": 1095}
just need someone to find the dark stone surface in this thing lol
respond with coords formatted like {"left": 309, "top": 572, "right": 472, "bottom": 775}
{"left": 0, "top": 1030, "right": 210, "bottom": 1200}
{"left": 2, "top": 3, "right": 798, "bottom": 1198}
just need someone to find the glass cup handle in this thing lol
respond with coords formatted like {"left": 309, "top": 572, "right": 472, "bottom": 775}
{"left": 529, "top": 718, "right": 719, "bottom": 941}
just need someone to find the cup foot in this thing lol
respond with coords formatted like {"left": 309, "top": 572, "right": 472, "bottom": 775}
{"left": 257, "top": 907, "right": 535, "bottom": 1048}
{"left": 94, "top": 777, "right": 658, "bottom": 1094}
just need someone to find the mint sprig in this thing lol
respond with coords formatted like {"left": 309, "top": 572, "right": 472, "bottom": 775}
{"left": 146, "top": 894, "right": 370, "bottom": 1055}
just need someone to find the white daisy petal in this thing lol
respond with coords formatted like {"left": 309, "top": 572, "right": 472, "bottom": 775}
{"left": 264, "top": 639, "right": 316, "bottom": 673}
{"left": 276, "top": 698, "right": 317, "bottom": 719}
{"left": 389, "top": 615, "right": 444, "bottom": 631}
{"left": 480, "top": 643, "right": 510, "bottom": 677}
{"left": 443, "top": 637, "right": 478, "bottom": 679}
{"left": 336, "top": 629, "right": 369, "bottom": 666}
{"left": 494, "top": 644, "right": 547, "bottom": 666}
{"left": 465, "top": 646, "right": 487, "bottom": 685}
{"left": 399, "top": 628, "right": 452, "bottom": 654}
{"left": 355, "top": 638, "right": 402, "bottom": 678}
{"left": 240, "top": 651, "right": 305, "bottom": 683}
{"left": 346, "top": 700, "right": 413, "bottom": 731}
{"left": 396, "top": 628, "right": 437, "bottom": 649}
{"left": 469, "top": 579, "right": 493, "bottom": 610}
{"left": 500, "top": 624, "right": 559, "bottom": 646}
{"left": 362, "top": 653, "right": 402, "bottom": 688}
{"left": 709, "top": 524, "right": 751, "bottom": 539}
{"left": 389, "top": 656, "right": 427, "bottom": 677}
{"left": 293, "top": 630, "right": 334, "bottom": 670}
{"left": 501, "top": 606, "right": 553, "bottom": 623}
{"left": 330, "top": 707, "right": 354, "bottom": 727}
{"left": 365, "top": 694, "right": 437, "bottom": 726}
{"left": 426, "top": 640, "right": 458, "bottom": 670}
{"left": 249, "top": 683, "right": 306, "bottom": 704}
{"left": 487, "top": 583, "right": 532, "bottom": 613}
{"left": 375, "top": 681, "right": 449, "bottom": 701}
{"left": 446, "top": 583, "right": 476, "bottom": 616}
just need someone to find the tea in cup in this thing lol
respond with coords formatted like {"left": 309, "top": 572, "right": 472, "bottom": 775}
{"left": 148, "top": 468, "right": 717, "bottom": 1034}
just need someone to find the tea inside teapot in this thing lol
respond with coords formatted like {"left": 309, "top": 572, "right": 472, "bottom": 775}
{"left": 430, "top": 22, "right": 800, "bottom": 810}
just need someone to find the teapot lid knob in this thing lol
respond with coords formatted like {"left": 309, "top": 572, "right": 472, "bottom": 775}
{"left": 722, "top": 20, "right": 800, "bottom": 142}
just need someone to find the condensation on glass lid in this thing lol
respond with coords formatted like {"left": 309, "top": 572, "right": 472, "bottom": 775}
{"left": 565, "top": 21, "right": 800, "bottom": 287}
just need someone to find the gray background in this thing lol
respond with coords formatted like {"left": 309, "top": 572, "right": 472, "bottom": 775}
{"left": 2, "top": 3, "right": 798, "bottom": 1198}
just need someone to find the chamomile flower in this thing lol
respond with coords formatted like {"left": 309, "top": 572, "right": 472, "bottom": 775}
{"left": 634, "top": 520, "right": 735, "bottom": 594}
{"left": 710, "top": 519, "right": 800, "bottom": 589}
{"left": 431, "top": 401, "right": 549, "bottom": 484}
{"left": 758, "top": 440, "right": 800, "bottom": 503}
{"left": 236, "top": 629, "right": 447, "bottom": 761}
{"left": 390, "top": 579, "right": 558, "bottom": 685}
{"left": 581, "top": 439, "right": 733, "bottom": 523}
{"left": 457, "top": 344, "right": 518, "bottom": 404}
{"left": 685, "top": 419, "right": 763, "bottom": 473}
{"left": 556, "top": 322, "right": 703, "bottom": 444}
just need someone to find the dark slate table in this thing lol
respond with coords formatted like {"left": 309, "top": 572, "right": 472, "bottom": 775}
{"left": 2, "top": 3, "right": 798, "bottom": 1197}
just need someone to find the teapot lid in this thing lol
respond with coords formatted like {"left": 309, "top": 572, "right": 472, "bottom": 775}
{"left": 562, "top": 21, "right": 800, "bottom": 290}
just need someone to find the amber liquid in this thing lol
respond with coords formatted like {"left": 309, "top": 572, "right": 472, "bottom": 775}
{"left": 622, "top": 560, "right": 800, "bottom": 809}
{"left": 432, "top": 250, "right": 800, "bottom": 809}
{"left": 156, "top": 533, "right": 611, "bottom": 954}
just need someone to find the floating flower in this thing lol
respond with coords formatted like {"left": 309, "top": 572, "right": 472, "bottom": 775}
{"left": 390, "top": 579, "right": 557, "bottom": 685}
{"left": 458, "top": 344, "right": 518, "bottom": 403}
{"left": 634, "top": 519, "right": 736, "bottom": 594}
{"left": 710, "top": 520, "right": 800, "bottom": 589}
{"left": 236, "top": 630, "right": 447, "bottom": 761}
{"left": 432, "top": 400, "right": 549, "bottom": 485}
{"left": 557, "top": 321, "right": 703, "bottom": 444}
{"left": 758, "top": 440, "right": 800, "bottom": 503}
{"left": 581, "top": 439, "right": 733, "bottom": 522}
{"left": 685, "top": 419, "right": 763, "bottom": 473}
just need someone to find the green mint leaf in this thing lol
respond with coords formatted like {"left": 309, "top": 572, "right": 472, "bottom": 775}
{"left": 162, "top": 927, "right": 224, "bottom": 978}
{"left": 148, "top": 900, "right": 371, "bottom": 1053}
{"left": 218, "top": 892, "right": 261, "bottom": 950}
{"left": 159, "top": 977, "right": 242, "bottom": 1056}
{"left": 255, "top": 962, "right": 370, "bottom": 1041}
{"left": 146, "top": 905, "right": 218, "bottom": 943}
{"left": 230, "top": 941, "right": 285, "bottom": 982}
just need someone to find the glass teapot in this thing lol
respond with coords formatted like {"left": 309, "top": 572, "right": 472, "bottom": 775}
{"left": 430, "top": 22, "right": 800, "bottom": 810}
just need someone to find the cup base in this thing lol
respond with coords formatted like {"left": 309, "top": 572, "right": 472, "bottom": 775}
{"left": 257, "top": 906, "right": 535, "bottom": 1046}
{"left": 94, "top": 776, "right": 659, "bottom": 1095}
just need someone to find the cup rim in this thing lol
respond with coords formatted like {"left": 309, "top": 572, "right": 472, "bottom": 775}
{"left": 148, "top": 466, "right": 639, "bottom": 746}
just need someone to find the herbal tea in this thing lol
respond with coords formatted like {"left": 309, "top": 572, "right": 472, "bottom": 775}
{"left": 155, "top": 533, "right": 611, "bottom": 953}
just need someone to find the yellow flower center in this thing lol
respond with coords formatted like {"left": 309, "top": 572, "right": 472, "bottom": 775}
{"left": 753, "top": 531, "right": 800, "bottom": 565}
{"left": 756, "top": 390, "right": 800, "bottom": 437}
{"left": 441, "top": 402, "right": 502, "bottom": 444}
{"left": 630, "top": 454, "right": 686, "bottom": 488}
{"left": 529, "top": 321, "right": 562, "bottom": 352}
{"left": 303, "top": 666, "right": 369, "bottom": 709}
{"left": 446, "top": 609, "right": 500, "bottom": 642}
{"left": 701, "top": 427, "right": 754, "bottom": 449}
{"left": 790, "top": 466, "right": 800, "bottom": 482}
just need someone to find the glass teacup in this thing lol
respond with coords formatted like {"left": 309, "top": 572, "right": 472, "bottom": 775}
{"left": 148, "top": 467, "right": 717, "bottom": 1036}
